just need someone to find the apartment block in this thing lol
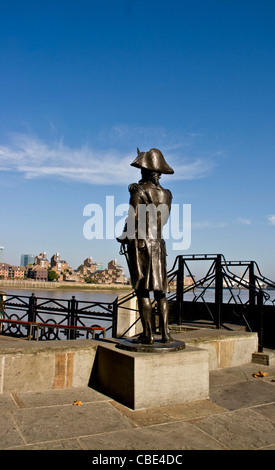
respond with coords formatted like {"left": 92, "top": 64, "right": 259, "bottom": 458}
{"left": 35, "top": 252, "right": 50, "bottom": 269}
{"left": 50, "top": 253, "right": 69, "bottom": 273}
{"left": 0, "top": 263, "right": 27, "bottom": 279}
{"left": 27, "top": 265, "right": 48, "bottom": 281}
{"left": 91, "top": 259, "right": 128, "bottom": 285}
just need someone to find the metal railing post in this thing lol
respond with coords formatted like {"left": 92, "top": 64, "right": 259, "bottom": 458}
{"left": 112, "top": 297, "right": 118, "bottom": 338}
{"left": 176, "top": 256, "right": 184, "bottom": 325}
{"left": 215, "top": 255, "right": 223, "bottom": 328}
{"left": 0, "top": 293, "right": 5, "bottom": 333}
{"left": 257, "top": 291, "right": 264, "bottom": 352}
{"left": 249, "top": 261, "right": 256, "bottom": 307}
{"left": 68, "top": 296, "right": 77, "bottom": 340}
{"left": 27, "top": 293, "right": 37, "bottom": 339}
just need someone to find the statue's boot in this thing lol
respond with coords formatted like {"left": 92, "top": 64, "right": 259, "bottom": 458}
{"left": 157, "top": 295, "right": 174, "bottom": 343}
{"left": 133, "top": 333, "right": 155, "bottom": 345}
{"left": 137, "top": 296, "right": 154, "bottom": 344}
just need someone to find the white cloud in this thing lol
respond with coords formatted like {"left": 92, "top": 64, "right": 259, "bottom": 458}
{"left": 193, "top": 217, "right": 255, "bottom": 230}
{"left": 172, "top": 157, "right": 213, "bottom": 180}
{"left": 0, "top": 132, "right": 215, "bottom": 185}
{"left": 192, "top": 220, "right": 228, "bottom": 229}
{"left": 268, "top": 215, "right": 275, "bottom": 226}
{"left": 237, "top": 217, "right": 251, "bottom": 225}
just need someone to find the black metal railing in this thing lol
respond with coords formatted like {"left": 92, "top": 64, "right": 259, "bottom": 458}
{"left": 165, "top": 254, "right": 275, "bottom": 350}
{"left": 1, "top": 253, "right": 274, "bottom": 349}
{"left": 0, "top": 292, "right": 117, "bottom": 340}
{"left": 0, "top": 318, "right": 106, "bottom": 341}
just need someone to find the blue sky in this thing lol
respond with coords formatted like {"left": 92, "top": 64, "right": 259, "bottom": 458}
{"left": 1, "top": 0, "right": 275, "bottom": 279}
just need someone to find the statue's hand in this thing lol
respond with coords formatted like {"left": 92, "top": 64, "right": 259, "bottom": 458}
{"left": 116, "top": 234, "right": 127, "bottom": 244}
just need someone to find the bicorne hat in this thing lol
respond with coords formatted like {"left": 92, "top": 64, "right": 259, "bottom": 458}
{"left": 131, "top": 148, "right": 174, "bottom": 174}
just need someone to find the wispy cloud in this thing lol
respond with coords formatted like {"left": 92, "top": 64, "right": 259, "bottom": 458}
{"left": 0, "top": 132, "right": 216, "bottom": 185}
{"left": 192, "top": 220, "right": 229, "bottom": 229}
{"left": 237, "top": 217, "right": 251, "bottom": 225}
{"left": 267, "top": 215, "right": 275, "bottom": 226}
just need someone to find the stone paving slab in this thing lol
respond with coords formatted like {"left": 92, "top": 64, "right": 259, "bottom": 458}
{"left": 7, "top": 438, "right": 84, "bottom": 450}
{"left": 210, "top": 379, "right": 275, "bottom": 411}
{"left": 110, "top": 399, "right": 226, "bottom": 427}
{"left": 12, "top": 401, "right": 132, "bottom": 445}
{"left": 209, "top": 363, "right": 275, "bottom": 410}
{"left": 0, "top": 412, "right": 25, "bottom": 449}
{"left": 194, "top": 408, "right": 275, "bottom": 450}
{"left": 13, "top": 386, "right": 109, "bottom": 408}
{"left": 1, "top": 362, "right": 275, "bottom": 451}
{"left": 210, "top": 362, "right": 275, "bottom": 382}
{"left": 0, "top": 393, "right": 18, "bottom": 412}
{"left": 252, "top": 402, "right": 275, "bottom": 422}
{"left": 79, "top": 421, "right": 226, "bottom": 450}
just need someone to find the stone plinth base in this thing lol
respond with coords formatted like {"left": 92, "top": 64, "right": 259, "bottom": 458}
{"left": 91, "top": 342, "right": 209, "bottom": 410}
{"left": 117, "top": 338, "right": 185, "bottom": 353}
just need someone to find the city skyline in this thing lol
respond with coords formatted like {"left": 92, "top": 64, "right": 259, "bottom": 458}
{"left": 2, "top": 250, "right": 107, "bottom": 271}
{"left": 0, "top": 250, "right": 128, "bottom": 284}
{"left": 1, "top": 1, "right": 275, "bottom": 280}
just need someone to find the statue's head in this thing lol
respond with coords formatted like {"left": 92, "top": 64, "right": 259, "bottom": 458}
{"left": 131, "top": 148, "right": 174, "bottom": 175}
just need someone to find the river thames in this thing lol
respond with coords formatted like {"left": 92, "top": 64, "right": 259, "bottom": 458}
{"left": 0, "top": 286, "right": 250, "bottom": 302}
{"left": 2, "top": 285, "right": 275, "bottom": 304}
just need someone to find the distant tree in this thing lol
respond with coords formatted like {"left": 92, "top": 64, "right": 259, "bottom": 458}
{"left": 48, "top": 270, "right": 59, "bottom": 282}
{"left": 84, "top": 277, "right": 98, "bottom": 284}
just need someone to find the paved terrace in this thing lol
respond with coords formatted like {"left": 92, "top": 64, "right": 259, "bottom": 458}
{"left": 0, "top": 330, "right": 275, "bottom": 451}
{"left": 1, "top": 361, "right": 275, "bottom": 450}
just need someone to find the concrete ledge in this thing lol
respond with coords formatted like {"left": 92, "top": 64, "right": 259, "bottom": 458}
{"left": 0, "top": 329, "right": 260, "bottom": 395}
{"left": 91, "top": 342, "right": 209, "bottom": 409}
{"left": 172, "top": 330, "right": 259, "bottom": 370}
{"left": 0, "top": 337, "right": 99, "bottom": 394}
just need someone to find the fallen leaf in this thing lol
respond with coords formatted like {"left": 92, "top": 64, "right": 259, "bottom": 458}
{"left": 73, "top": 400, "right": 83, "bottom": 406}
{"left": 253, "top": 370, "right": 268, "bottom": 378}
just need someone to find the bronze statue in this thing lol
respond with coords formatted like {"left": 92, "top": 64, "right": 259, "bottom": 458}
{"left": 117, "top": 148, "right": 174, "bottom": 345}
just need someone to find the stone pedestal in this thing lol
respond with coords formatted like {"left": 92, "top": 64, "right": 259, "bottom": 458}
{"left": 91, "top": 341, "right": 209, "bottom": 410}
{"left": 116, "top": 295, "right": 142, "bottom": 338}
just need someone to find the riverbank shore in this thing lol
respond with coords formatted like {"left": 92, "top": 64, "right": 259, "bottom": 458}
{"left": 0, "top": 280, "right": 133, "bottom": 292}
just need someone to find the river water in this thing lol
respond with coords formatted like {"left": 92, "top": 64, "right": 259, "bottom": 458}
{"left": 1, "top": 288, "right": 122, "bottom": 303}
{"left": 3, "top": 285, "right": 275, "bottom": 305}
{"left": 0, "top": 286, "right": 253, "bottom": 301}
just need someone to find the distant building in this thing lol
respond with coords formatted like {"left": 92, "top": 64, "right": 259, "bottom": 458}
{"left": 90, "top": 259, "right": 128, "bottom": 285}
{"left": 0, "top": 263, "right": 9, "bottom": 278}
{"left": 83, "top": 257, "right": 93, "bottom": 267}
{"left": 28, "top": 265, "right": 48, "bottom": 281}
{"left": 96, "top": 262, "right": 104, "bottom": 271}
{"left": 50, "top": 253, "right": 69, "bottom": 273}
{"left": 63, "top": 271, "right": 84, "bottom": 283}
{"left": 83, "top": 257, "right": 99, "bottom": 273}
{"left": 0, "top": 263, "right": 26, "bottom": 279}
{"left": 77, "top": 257, "right": 104, "bottom": 279}
{"left": 108, "top": 259, "right": 123, "bottom": 271}
{"left": 20, "top": 254, "right": 36, "bottom": 267}
{"left": 35, "top": 252, "right": 50, "bottom": 269}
